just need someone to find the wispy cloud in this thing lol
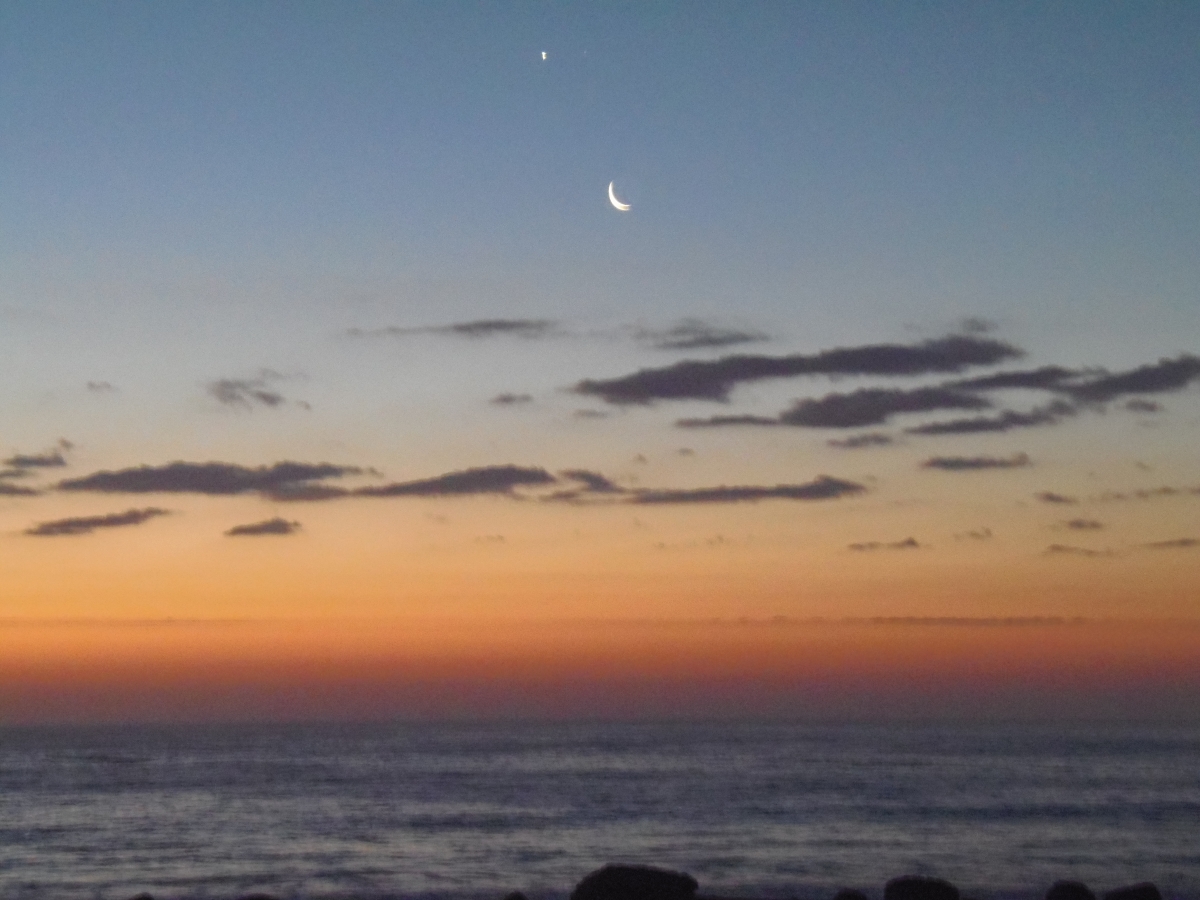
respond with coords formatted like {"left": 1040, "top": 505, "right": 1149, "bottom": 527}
{"left": 1068, "top": 355, "right": 1200, "bottom": 402}
{"left": 629, "top": 476, "right": 864, "bottom": 504}
{"left": 1125, "top": 399, "right": 1162, "bottom": 413}
{"left": 354, "top": 465, "right": 556, "bottom": 498}
{"left": 1143, "top": 538, "right": 1198, "bottom": 549}
{"left": 559, "top": 470, "right": 624, "bottom": 493}
{"left": 225, "top": 518, "right": 302, "bottom": 537}
{"left": 1092, "top": 485, "right": 1200, "bottom": 502}
{"left": 849, "top": 537, "right": 921, "bottom": 551}
{"left": 679, "top": 387, "right": 991, "bottom": 429}
{"left": 828, "top": 433, "right": 894, "bottom": 449}
{"left": 780, "top": 387, "right": 990, "bottom": 429}
{"left": 575, "top": 335, "right": 1022, "bottom": 404}
{"left": 906, "top": 401, "right": 1076, "bottom": 435}
{"left": 59, "top": 462, "right": 360, "bottom": 495}
{"left": 634, "top": 319, "right": 768, "bottom": 351}
{"left": 3, "top": 450, "right": 67, "bottom": 469}
{"left": 25, "top": 508, "right": 170, "bottom": 537}
{"left": 955, "top": 527, "right": 993, "bottom": 541}
{"left": 1064, "top": 519, "right": 1104, "bottom": 530}
{"left": 948, "top": 366, "right": 1085, "bottom": 392}
{"left": 490, "top": 393, "right": 534, "bottom": 406}
{"left": 676, "top": 414, "right": 780, "bottom": 428}
{"left": 922, "top": 453, "right": 1031, "bottom": 471}
{"left": 0, "top": 482, "right": 41, "bottom": 496}
{"left": 348, "top": 319, "right": 558, "bottom": 340}
{"left": 208, "top": 378, "right": 285, "bottom": 409}
{"left": 545, "top": 469, "right": 627, "bottom": 503}
{"left": 1036, "top": 491, "right": 1078, "bottom": 504}
{"left": 1044, "top": 544, "right": 1114, "bottom": 558}
{"left": 86, "top": 380, "right": 117, "bottom": 393}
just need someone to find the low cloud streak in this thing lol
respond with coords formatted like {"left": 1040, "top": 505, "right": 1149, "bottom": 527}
{"left": 26, "top": 508, "right": 170, "bottom": 537}
{"left": 575, "top": 335, "right": 1022, "bottom": 404}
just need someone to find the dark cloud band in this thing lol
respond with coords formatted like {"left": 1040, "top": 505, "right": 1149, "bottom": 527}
{"left": 225, "top": 518, "right": 302, "bottom": 536}
{"left": 349, "top": 319, "right": 557, "bottom": 340}
{"left": 354, "top": 465, "right": 556, "bottom": 497}
{"left": 59, "top": 461, "right": 360, "bottom": 495}
{"left": 26, "top": 508, "right": 170, "bottom": 537}
{"left": 629, "top": 476, "right": 864, "bottom": 504}
{"left": 575, "top": 335, "right": 1022, "bottom": 404}
{"left": 922, "top": 453, "right": 1031, "bottom": 471}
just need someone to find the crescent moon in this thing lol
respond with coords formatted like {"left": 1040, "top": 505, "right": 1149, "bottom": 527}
{"left": 608, "top": 181, "right": 631, "bottom": 212}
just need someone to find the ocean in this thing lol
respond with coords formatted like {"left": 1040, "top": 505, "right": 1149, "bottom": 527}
{"left": 0, "top": 721, "right": 1197, "bottom": 900}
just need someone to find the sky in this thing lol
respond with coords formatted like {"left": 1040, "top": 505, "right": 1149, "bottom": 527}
{"left": 3, "top": 1, "right": 1200, "bottom": 723}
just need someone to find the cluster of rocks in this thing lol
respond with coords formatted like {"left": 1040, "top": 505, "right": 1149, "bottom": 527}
{"left": 123, "top": 864, "right": 1169, "bottom": 900}
{"left": 559, "top": 864, "right": 1165, "bottom": 900}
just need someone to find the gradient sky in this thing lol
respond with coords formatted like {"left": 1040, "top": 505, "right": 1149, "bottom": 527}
{"left": 3, "top": 2, "right": 1199, "bottom": 723}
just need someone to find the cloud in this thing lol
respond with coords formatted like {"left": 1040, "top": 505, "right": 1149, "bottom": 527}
{"left": 490, "top": 393, "right": 533, "bottom": 405}
{"left": 1065, "top": 519, "right": 1104, "bottom": 530}
{"left": 208, "top": 378, "right": 285, "bottom": 408}
{"left": 87, "top": 381, "right": 117, "bottom": 393}
{"left": 59, "top": 461, "right": 360, "bottom": 495}
{"left": 948, "top": 366, "right": 1084, "bottom": 392}
{"left": 848, "top": 537, "right": 921, "bottom": 551}
{"left": 828, "top": 433, "right": 894, "bottom": 449}
{"left": 546, "top": 469, "right": 627, "bottom": 503}
{"left": 958, "top": 317, "right": 997, "bottom": 334}
{"left": 955, "top": 527, "right": 993, "bottom": 541}
{"left": 1143, "top": 538, "right": 1198, "bottom": 549}
{"left": 1068, "top": 355, "right": 1200, "bottom": 402}
{"left": 629, "top": 476, "right": 865, "bottom": 504}
{"left": 1044, "top": 544, "right": 1114, "bottom": 558}
{"left": 906, "top": 401, "right": 1076, "bottom": 435}
{"left": 25, "top": 508, "right": 170, "bottom": 537}
{"left": 225, "top": 518, "right": 302, "bottom": 537}
{"left": 1036, "top": 491, "right": 1078, "bottom": 504}
{"left": 780, "top": 387, "right": 990, "bottom": 429}
{"left": 635, "top": 319, "right": 768, "bottom": 350}
{"left": 354, "top": 465, "right": 556, "bottom": 497}
{"left": 676, "top": 414, "right": 780, "bottom": 428}
{"left": 921, "top": 453, "right": 1031, "bottom": 471}
{"left": 1092, "top": 485, "right": 1200, "bottom": 502}
{"left": 4, "top": 451, "right": 67, "bottom": 468}
{"left": 1125, "top": 399, "right": 1162, "bottom": 413}
{"left": 349, "top": 319, "right": 557, "bottom": 340}
{"left": 0, "top": 482, "right": 41, "bottom": 496}
{"left": 574, "top": 335, "right": 1022, "bottom": 404}
{"left": 559, "top": 470, "right": 624, "bottom": 493}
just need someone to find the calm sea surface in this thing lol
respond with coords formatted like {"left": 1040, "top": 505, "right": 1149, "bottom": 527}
{"left": 1, "top": 722, "right": 1197, "bottom": 900}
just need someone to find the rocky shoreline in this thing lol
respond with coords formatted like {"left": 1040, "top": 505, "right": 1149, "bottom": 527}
{"left": 118, "top": 863, "right": 1173, "bottom": 900}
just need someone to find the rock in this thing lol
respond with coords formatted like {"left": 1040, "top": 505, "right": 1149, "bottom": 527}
{"left": 502, "top": 892, "right": 530, "bottom": 900}
{"left": 833, "top": 890, "right": 870, "bottom": 900}
{"left": 235, "top": 894, "right": 281, "bottom": 900}
{"left": 571, "top": 864, "right": 699, "bottom": 900}
{"left": 884, "top": 876, "right": 960, "bottom": 900}
{"left": 1046, "top": 881, "right": 1097, "bottom": 900}
{"left": 126, "top": 894, "right": 155, "bottom": 900}
{"left": 1104, "top": 885, "right": 1162, "bottom": 900}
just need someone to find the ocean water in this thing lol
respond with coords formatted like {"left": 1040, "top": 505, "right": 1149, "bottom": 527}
{"left": 0, "top": 721, "right": 1198, "bottom": 900}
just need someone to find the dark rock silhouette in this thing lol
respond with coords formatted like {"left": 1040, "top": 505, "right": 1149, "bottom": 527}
{"left": 502, "top": 892, "right": 530, "bottom": 900}
{"left": 126, "top": 894, "right": 155, "bottom": 900}
{"left": 1046, "top": 881, "right": 1097, "bottom": 900}
{"left": 884, "top": 875, "right": 960, "bottom": 900}
{"left": 571, "top": 864, "right": 699, "bottom": 900}
{"left": 234, "top": 894, "right": 280, "bottom": 900}
{"left": 833, "top": 890, "right": 870, "bottom": 900}
{"left": 1104, "top": 885, "right": 1162, "bottom": 900}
